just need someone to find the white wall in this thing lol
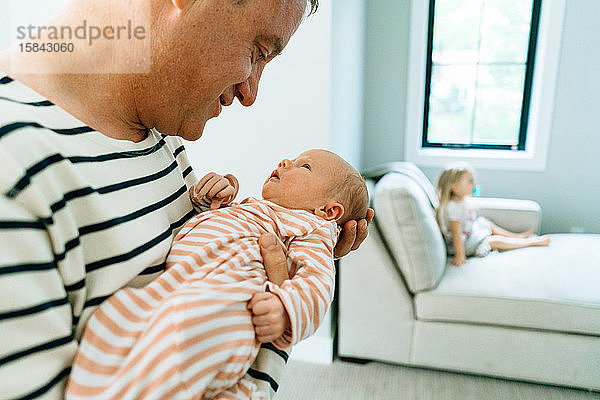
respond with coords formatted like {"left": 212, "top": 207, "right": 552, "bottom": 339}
{"left": 331, "top": 0, "right": 365, "bottom": 168}
{"left": 1, "top": 0, "right": 66, "bottom": 50}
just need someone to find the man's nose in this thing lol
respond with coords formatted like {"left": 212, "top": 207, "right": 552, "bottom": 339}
{"left": 235, "top": 62, "right": 265, "bottom": 107}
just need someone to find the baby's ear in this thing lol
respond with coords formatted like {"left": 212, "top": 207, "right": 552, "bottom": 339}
{"left": 315, "top": 202, "right": 345, "bottom": 222}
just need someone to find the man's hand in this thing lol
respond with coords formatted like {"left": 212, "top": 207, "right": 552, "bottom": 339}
{"left": 248, "top": 292, "right": 290, "bottom": 343}
{"left": 259, "top": 234, "right": 290, "bottom": 286}
{"left": 334, "top": 208, "right": 375, "bottom": 258}
{"left": 253, "top": 234, "right": 291, "bottom": 344}
{"left": 190, "top": 172, "right": 238, "bottom": 210}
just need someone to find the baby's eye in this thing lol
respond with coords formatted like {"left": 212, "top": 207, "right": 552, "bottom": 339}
{"left": 301, "top": 164, "right": 311, "bottom": 170}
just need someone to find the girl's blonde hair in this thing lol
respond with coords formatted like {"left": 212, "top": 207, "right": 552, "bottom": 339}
{"left": 435, "top": 162, "right": 475, "bottom": 227}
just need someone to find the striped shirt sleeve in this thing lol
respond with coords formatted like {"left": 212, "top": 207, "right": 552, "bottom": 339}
{"left": 267, "top": 223, "right": 336, "bottom": 349}
{"left": 0, "top": 194, "right": 78, "bottom": 400}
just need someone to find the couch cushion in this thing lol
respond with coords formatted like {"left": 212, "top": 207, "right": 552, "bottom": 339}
{"left": 364, "top": 162, "right": 440, "bottom": 209}
{"left": 373, "top": 172, "right": 446, "bottom": 293}
{"left": 415, "top": 234, "right": 600, "bottom": 335}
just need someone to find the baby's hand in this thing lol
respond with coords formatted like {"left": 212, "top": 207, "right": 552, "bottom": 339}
{"left": 247, "top": 292, "right": 290, "bottom": 343}
{"left": 190, "top": 172, "right": 238, "bottom": 210}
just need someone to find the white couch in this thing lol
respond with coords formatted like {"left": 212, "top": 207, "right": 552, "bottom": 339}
{"left": 338, "top": 163, "right": 600, "bottom": 390}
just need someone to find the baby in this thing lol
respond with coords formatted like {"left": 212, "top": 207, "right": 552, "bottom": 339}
{"left": 435, "top": 162, "right": 550, "bottom": 266}
{"left": 67, "top": 149, "right": 369, "bottom": 399}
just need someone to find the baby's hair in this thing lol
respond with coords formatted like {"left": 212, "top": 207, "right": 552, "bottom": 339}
{"left": 329, "top": 159, "right": 369, "bottom": 225}
{"left": 435, "top": 162, "right": 475, "bottom": 227}
{"left": 340, "top": 171, "right": 369, "bottom": 225}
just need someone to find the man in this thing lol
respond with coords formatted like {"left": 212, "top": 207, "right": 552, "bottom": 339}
{"left": 0, "top": 0, "right": 373, "bottom": 398}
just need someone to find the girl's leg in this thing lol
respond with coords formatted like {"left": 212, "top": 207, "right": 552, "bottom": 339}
{"left": 489, "top": 222, "right": 534, "bottom": 238}
{"left": 488, "top": 235, "right": 550, "bottom": 251}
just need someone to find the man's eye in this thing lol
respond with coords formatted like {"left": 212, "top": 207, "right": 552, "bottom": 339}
{"left": 257, "top": 48, "right": 268, "bottom": 62}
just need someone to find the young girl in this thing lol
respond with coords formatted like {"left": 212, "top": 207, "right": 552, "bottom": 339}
{"left": 435, "top": 162, "right": 550, "bottom": 266}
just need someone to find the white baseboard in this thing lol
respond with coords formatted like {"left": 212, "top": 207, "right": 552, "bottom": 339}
{"left": 289, "top": 335, "right": 334, "bottom": 365}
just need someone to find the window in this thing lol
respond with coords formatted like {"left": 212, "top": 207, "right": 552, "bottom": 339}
{"left": 405, "top": 0, "right": 566, "bottom": 170}
{"left": 424, "top": 0, "right": 541, "bottom": 151}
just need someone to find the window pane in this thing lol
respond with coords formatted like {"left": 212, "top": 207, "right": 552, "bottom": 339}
{"left": 432, "top": 0, "right": 481, "bottom": 64}
{"left": 479, "top": 0, "right": 534, "bottom": 63}
{"left": 428, "top": 65, "right": 477, "bottom": 144}
{"left": 472, "top": 65, "right": 525, "bottom": 145}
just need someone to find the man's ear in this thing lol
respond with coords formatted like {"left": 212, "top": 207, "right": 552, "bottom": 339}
{"left": 315, "top": 202, "right": 345, "bottom": 222}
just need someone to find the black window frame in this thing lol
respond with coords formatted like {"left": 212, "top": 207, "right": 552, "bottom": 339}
{"left": 421, "top": 0, "right": 542, "bottom": 151}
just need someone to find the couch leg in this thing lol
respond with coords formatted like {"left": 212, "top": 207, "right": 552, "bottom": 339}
{"left": 338, "top": 356, "right": 371, "bottom": 365}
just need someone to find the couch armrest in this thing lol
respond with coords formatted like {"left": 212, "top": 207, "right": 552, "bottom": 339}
{"left": 470, "top": 197, "right": 542, "bottom": 234}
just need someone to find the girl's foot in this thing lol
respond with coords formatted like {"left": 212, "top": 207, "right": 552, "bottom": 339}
{"left": 533, "top": 235, "right": 551, "bottom": 246}
{"left": 518, "top": 229, "right": 535, "bottom": 238}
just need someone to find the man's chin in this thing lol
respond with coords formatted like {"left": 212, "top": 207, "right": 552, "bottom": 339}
{"left": 178, "top": 121, "right": 207, "bottom": 142}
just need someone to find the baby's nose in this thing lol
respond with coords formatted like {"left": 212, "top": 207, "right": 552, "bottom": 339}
{"left": 278, "top": 159, "right": 291, "bottom": 168}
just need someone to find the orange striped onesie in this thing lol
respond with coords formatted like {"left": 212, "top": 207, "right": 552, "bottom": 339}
{"left": 66, "top": 198, "right": 338, "bottom": 399}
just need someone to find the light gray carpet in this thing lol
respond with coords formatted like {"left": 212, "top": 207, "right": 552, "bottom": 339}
{"left": 277, "top": 359, "right": 600, "bottom": 400}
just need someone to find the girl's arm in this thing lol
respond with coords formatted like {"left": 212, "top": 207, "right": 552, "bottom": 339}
{"left": 449, "top": 220, "right": 467, "bottom": 266}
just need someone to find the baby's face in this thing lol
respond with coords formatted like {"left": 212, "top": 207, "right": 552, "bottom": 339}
{"left": 262, "top": 149, "right": 340, "bottom": 212}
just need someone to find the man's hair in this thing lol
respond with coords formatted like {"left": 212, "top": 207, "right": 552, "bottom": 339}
{"left": 234, "top": 0, "right": 318, "bottom": 15}
{"left": 306, "top": 0, "right": 319, "bottom": 15}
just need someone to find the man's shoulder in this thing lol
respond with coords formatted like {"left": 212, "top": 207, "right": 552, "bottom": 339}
{"left": 0, "top": 94, "right": 64, "bottom": 196}
{"left": 0, "top": 75, "right": 187, "bottom": 158}
{"left": 0, "top": 77, "right": 188, "bottom": 192}
{"left": 0, "top": 73, "right": 57, "bottom": 122}
{"left": 0, "top": 75, "right": 81, "bottom": 154}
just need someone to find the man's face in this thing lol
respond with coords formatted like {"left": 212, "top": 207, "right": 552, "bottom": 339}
{"left": 149, "top": 0, "right": 305, "bottom": 140}
{"left": 262, "top": 149, "right": 340, "bottom": 212}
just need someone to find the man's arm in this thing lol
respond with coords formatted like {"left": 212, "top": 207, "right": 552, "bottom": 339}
{"left": 0, "top": 195, "right": 77, "bottom": 399}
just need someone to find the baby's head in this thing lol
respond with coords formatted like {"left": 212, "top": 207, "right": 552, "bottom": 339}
{"left": 262, "top": 149, "right": 369, "bottom": 225}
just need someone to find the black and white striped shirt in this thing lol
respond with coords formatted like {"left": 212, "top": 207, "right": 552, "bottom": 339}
{"left": 0, "top": 75, "right": 287, "bottom": 399}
